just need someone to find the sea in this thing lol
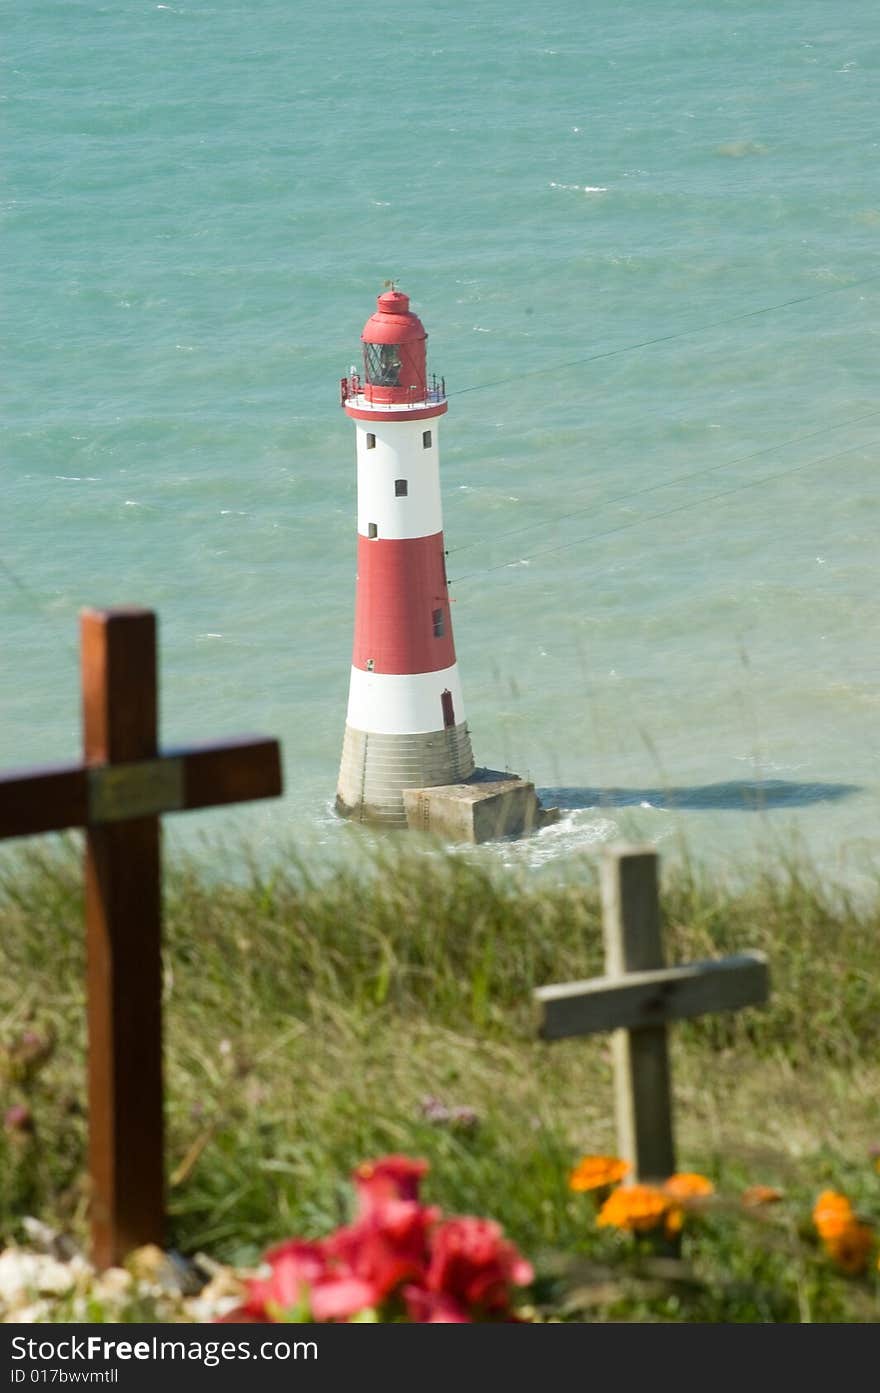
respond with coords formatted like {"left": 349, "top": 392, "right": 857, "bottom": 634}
{"left": 5, "top": 1, "right": 880, "bottom": 890}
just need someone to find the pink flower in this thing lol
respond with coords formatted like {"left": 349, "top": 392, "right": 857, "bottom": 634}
{"left": 352, "top": 1155, "right": 429, "bottom": 1216}
{"left": 308, "top": 1274, "right": 380, "bottom": 1321}
{"left": 244, "top": 1240, "right": 327, "bottom": 1318}
{"left": 423, "top": 1216, "right": 533, "bottom": 1317}
{"left": 3, "top": 1104, "right": 34, "bottom": 1135}
{"left": 237, "top": 1239, "right": 380, "bottom": 1323}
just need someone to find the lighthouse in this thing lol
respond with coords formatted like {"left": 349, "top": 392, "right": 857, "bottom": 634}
{"left": 336, "top": 288, "right": 476, "bottom": 826}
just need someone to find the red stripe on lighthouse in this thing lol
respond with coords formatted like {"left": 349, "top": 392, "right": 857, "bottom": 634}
{"left": 352, "top": 533, "right": 456, "bottom": 675}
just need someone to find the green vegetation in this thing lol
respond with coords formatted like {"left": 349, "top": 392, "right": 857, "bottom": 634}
{"left": 1, "top": 835, "right": 879, "bottom": 1321}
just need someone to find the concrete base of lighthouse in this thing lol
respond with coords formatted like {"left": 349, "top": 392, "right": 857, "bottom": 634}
{"left": 336, "top": 721, "right": 476, "bottom": 827}
{"left": 403, "top": 770, "right": 560, "bottom": 844}
{"left": 335, "top": 722, "right": 559, "bottom": 840}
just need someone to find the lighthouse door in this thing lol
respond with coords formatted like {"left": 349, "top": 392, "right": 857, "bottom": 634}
{"left": 441, "top": 689, "right": 455, "bottom": 729}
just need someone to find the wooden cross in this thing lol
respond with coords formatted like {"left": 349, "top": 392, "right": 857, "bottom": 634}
{"left": 534, "top": 844, "right": 769, "bottom": 1182}
{"left": 0, "top": 607, "right": 283, "bottom": 1269}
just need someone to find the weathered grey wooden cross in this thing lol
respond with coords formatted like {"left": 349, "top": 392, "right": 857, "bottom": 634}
{"left": 535, "top": 844, "right": 769, "bottom": 1181}
{"left": 0, "top": 607, "right": 283, "bottom": 1268}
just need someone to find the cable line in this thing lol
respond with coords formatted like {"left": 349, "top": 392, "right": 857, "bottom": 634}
{"left": 0, "top": 555, "right": 42, "bottom": 603}
{"left": 450, "top": 433, "right": 880, "bottom": 585}
{"left": 1, "top": 552, "right": 84, "bottom": 664}
{"left": 447, "top": 406, "right": 880, "bottom": 557}
{"left": 6, "top": 271, "right": 877, "bottom": 619}
{"left": 449, "top": 271, "right": 880, "bottom": 399}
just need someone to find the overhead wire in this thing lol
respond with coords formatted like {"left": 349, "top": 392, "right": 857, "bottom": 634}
{"left": 0, "top": 556, "right": 36, "bottom": 599}
{"left": 440, "top": 270, "right": 880, "bottom": 583}
{"left": 450, "top": 433, "right": 880, "bottom": 585}
{"left": 447, "top": 406, "right": 880, "bottom": 559}
{"left": 448, "top": 270, "right": 880, "bottom": 399}
{"left": 3, "top": 268, "right": 879, "bottom": 610}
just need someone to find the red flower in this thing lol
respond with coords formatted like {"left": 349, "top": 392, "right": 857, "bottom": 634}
{"left": 403, "top": 1286, "right": 473, "bottom": 1323}
{"left": 324, "top": 1198, "right": 438, "bottom": 1304}
{"left": 213, "top": 1155, "right": 535, "bottom": 1325}
{"left": 353, "top": 1155, "right": 429, "bottom": 1215}
{"left": 423, "top": 1216, "right": 533, "bottom": 1317}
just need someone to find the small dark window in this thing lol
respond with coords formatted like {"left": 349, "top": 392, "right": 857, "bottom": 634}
{"left": 366, "top": 433, "right": 376, "bottom": 449}
{"left": 432, "top": 607, "right": 445, "bottom": 637}
{"left": 394, "top": 479, "right": 408, "bottom": 497}
{"left": 367, "top": 523, "right": 378, "bottom": 539}
{"left": 422, "top": 430, "right": 432, "bottom": 448}
{"left": 366, "top": 658, "right": 375, "bottom": 672}
{"left": 441, "top": 689, "right": 455, "bottom": 728}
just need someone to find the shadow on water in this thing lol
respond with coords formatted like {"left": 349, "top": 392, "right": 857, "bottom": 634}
{"left": 537, "top": 780, "right": 862, "bottom": 813}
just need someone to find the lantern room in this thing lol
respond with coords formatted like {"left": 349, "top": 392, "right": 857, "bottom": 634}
{"left": 340, "top": 287, "right": 448, "bottom": 416}
{"left": 350, "top": 289, "right": 432, "bottom": 406}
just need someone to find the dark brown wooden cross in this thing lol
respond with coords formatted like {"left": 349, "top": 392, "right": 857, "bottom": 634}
{"left": 0, "top": 607, "right": 283, "bottom": 1269}
{"left": 535, "top": 844, "right": 769, "bottom": 1182}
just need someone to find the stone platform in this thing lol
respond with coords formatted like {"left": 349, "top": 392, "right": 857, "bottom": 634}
{"left": 403, "top": 768, "right": 560, "bottom": 844}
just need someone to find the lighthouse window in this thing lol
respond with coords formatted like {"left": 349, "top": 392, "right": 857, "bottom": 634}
{"left": 366, "top": 433, "right": 376, "bottom": 449}
{"left": 367, "top": 522, "right": 378, "bottom": 539}
{"left": 394, "top": 479, "right": 408, "bottom": 497}
{"left": 365, "top": 342, "right": 402, "bottom": 387}
{"left": 432, "top": 607, "right": 445, "bottom": 638}
{"left": 422, "top": 430, "right": 432, "bottom": 448}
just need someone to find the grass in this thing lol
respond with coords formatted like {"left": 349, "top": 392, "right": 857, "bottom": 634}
{"left": 1, "top": 833, "right": 879, "bottom": 1321}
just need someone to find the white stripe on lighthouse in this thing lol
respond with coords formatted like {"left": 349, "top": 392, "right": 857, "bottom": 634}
{"left": 346, "top": 664, "right": 466, "bottom": 735}
{"left": 355, "top": 419, "right": 443, "bottom": 541}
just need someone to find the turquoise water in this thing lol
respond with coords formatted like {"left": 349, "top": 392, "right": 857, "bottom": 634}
{"left": 5, "top": 2, "right": 880, "bottom": 883}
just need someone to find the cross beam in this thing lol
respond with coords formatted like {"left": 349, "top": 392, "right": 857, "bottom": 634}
{"left": 537, "top": 954, "right": 768, "bottom": 1041}
{"left": 534, "top": 845, "right": 769, "bottom": 1182}
{"left": 0, "top": 608, "right": 283, "bottom": 1268}
{"left": 1, "top": 737, "right": 282, "bottom": 837}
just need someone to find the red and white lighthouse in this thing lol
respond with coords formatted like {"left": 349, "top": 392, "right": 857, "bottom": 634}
{"left": 336, "top": 288, "right": 476, "bottom": 825}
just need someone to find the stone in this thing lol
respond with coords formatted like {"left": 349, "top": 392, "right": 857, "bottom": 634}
{"left": 403, "top": 768, "right": 560, "bottom": 844}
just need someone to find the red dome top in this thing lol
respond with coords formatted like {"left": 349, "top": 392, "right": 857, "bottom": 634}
{"left": 361, "top": 290, "right": 427, "bottom": 346}
{"left": 356, "top": 288, "right": 430, "bottom": 405}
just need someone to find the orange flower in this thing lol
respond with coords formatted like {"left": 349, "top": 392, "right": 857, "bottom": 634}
{"left": 741, "top": 1185, "right": 784, "bottom": 1208}
{"left": 569, "top": 1156, "right": 631, "bottom": 1193}
{"left": 663, "top": 1205, "right": 685, "bottom": 1238}
{"left": 596, "top": 1184, "right": 671, "bottom": 1233}
{"left": 663, "top": 1173, "right": 714, "bottom": 1199}
{"left": 812, "top": 1190, "right": 854, "bottom": 1240}
{"left": 651, "top": 1174, "right": 713, "bottom": 1238}
{"left": 812, "top": 1190, "right": 874, "bottom": 1274}
{"left": 823, "top": 1221, "right": 873, "bottom": 1277}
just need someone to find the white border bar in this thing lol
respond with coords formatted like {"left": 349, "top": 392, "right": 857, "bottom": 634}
{"left": 346, "top": 664, "right": 467, "bottom": 734}
{"left": 356, "top": 419, "right": 443, "bottom": 541}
